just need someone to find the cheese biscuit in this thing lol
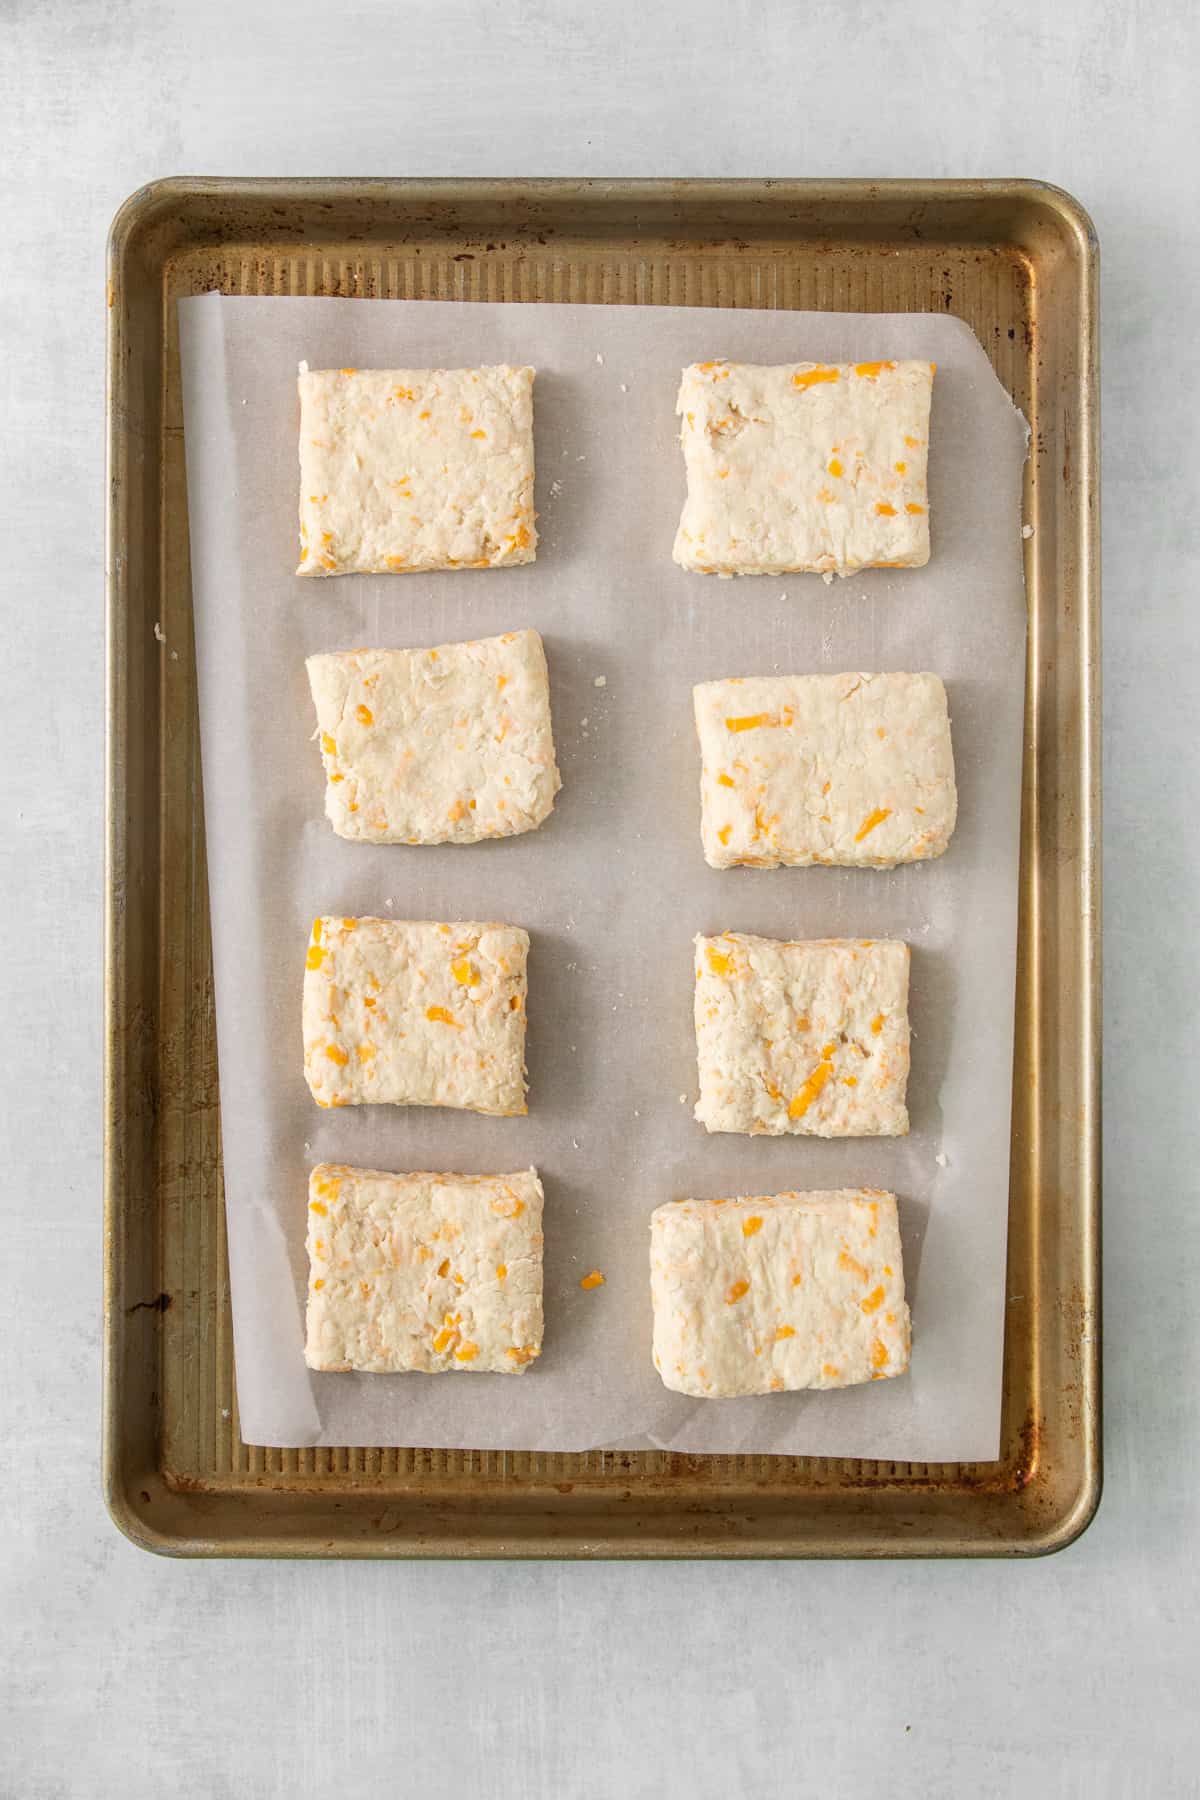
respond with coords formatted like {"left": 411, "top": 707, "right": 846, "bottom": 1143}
{"left": 303, "top": 918, "right": 529, "bottom": 1115}
{"left": 306, "top": 629, "right": 560, "bottom": 844}
{"left": 694, "top": 933, "right": 910, "bottom": 1137}
{"left": 306, "top": 1163, "right": 543, "bottom": 1373}
{"left": 650, "top": 1188, "right": 910, "bottom": 1396}
{"left": 695, "top": 671, "right": 956, "bottom": 868}
{"left": 297, "top": 363, "right": 536, "bottom": 575}
{"left": 674, "top": 359, "right": 933, "bottom": 576}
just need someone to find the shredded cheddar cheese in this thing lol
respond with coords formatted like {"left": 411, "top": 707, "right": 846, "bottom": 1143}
{"left": 854, "top": 807, "right": 892, "bottom": 842}
{"left": 788, "top": 1046, "right": 836, "bottom": 1119}
{"left": 792, "top": 366, "right": 840, "bottom": 391}
{"left": 725, "top": 713, "right": 778, "bottom": 733}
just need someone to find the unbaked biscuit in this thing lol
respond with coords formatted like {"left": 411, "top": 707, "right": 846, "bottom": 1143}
{"left": 297, "top": 363, "right": 536, "bottom": 575}
{"left": 693, "top": 933, "right": 910, "bottom": 1137}
{"left": 306, "top": 629, "right": 560, "bottom": 844}
{"left": 303, "top": 918, "right": 529, "bottom": 1114}
{"left": 694, "top": 671, "right": 956, "bottom": 869}
{"left": 305, "top": 1163, "right": 543, "bottom": 1373}
{"left": 673, "top": 359, "right": 933, "bottom": 576}
{"left": 650, "top": 1188, "right": 911, "bottom": 1397}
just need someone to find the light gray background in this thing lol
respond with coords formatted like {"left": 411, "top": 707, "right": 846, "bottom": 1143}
{"left": 2, "top": 0, "right": 1193, "bottom": 1794}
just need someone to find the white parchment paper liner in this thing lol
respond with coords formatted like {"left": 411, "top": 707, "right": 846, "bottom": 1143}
{"left": 179, "top": 295, "right": 1026, "bottom": 1457}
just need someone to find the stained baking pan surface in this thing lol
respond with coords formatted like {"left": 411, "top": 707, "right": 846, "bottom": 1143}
{"left": 105, "top": 179, "right": 1099, "bottom": 1557}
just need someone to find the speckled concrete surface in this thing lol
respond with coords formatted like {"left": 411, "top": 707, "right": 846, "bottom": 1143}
{"left": 2, "top": 1, "right": 1196, "bottom": 1793}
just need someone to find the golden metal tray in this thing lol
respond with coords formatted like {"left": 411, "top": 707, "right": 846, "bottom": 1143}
{"left": 104, "top": 178, "right": 1099, "bottom": 1557}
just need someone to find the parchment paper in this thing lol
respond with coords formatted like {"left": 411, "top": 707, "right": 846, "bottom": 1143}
{"left": 179, "top": 293, "right": 1027, "bottom": 1458}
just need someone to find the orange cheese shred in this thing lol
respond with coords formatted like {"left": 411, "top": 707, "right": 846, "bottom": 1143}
{"left": 854, "top": 807, "right": 892, "bottom": 843}
{"left": 788, "top": 1046, "right": 836, "bottom": 1119}
{"left": 725, "top": 713, "right": 778, "bottom": 733}
{"left": 792, "top": 366, "right": 839, "bottom": 391}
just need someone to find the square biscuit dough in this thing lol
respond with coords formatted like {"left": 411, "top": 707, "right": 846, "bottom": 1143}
{"left": 695, "top": 671, "right": 957, "bottom": 869}
{"left": 306, "top": 1163, "right": 543, "bottom": 1373}
{"left": 297, "top": 363, "right": 536, "bottom": 575}
{"left": 306, "top": 629, "right": 561, "bottom": 845}
{"left": 303, "top": 918, "right": 529, "bottom": 1115}
{"left": 650, "top": 1188, "right": 911, "bottom": 1397}
{"left": 673, "top": 359, "right": 934, "bottom": 577}
{"left": 694, "top": 933, "right": 910, "bottom": 1137}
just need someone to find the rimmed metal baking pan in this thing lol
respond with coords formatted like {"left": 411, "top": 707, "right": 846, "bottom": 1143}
{"left": 104, "top": 177, "right": 1099, "bottom": 1556}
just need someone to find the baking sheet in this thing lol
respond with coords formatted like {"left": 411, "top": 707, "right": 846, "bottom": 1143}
{"left": 178, "top": 293, "right": 1027, "bottom": 1459}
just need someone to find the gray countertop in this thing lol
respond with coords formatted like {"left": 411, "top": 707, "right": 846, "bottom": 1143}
{"left": 3, "top": 1, "right": 1195, "bottom": 1793}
